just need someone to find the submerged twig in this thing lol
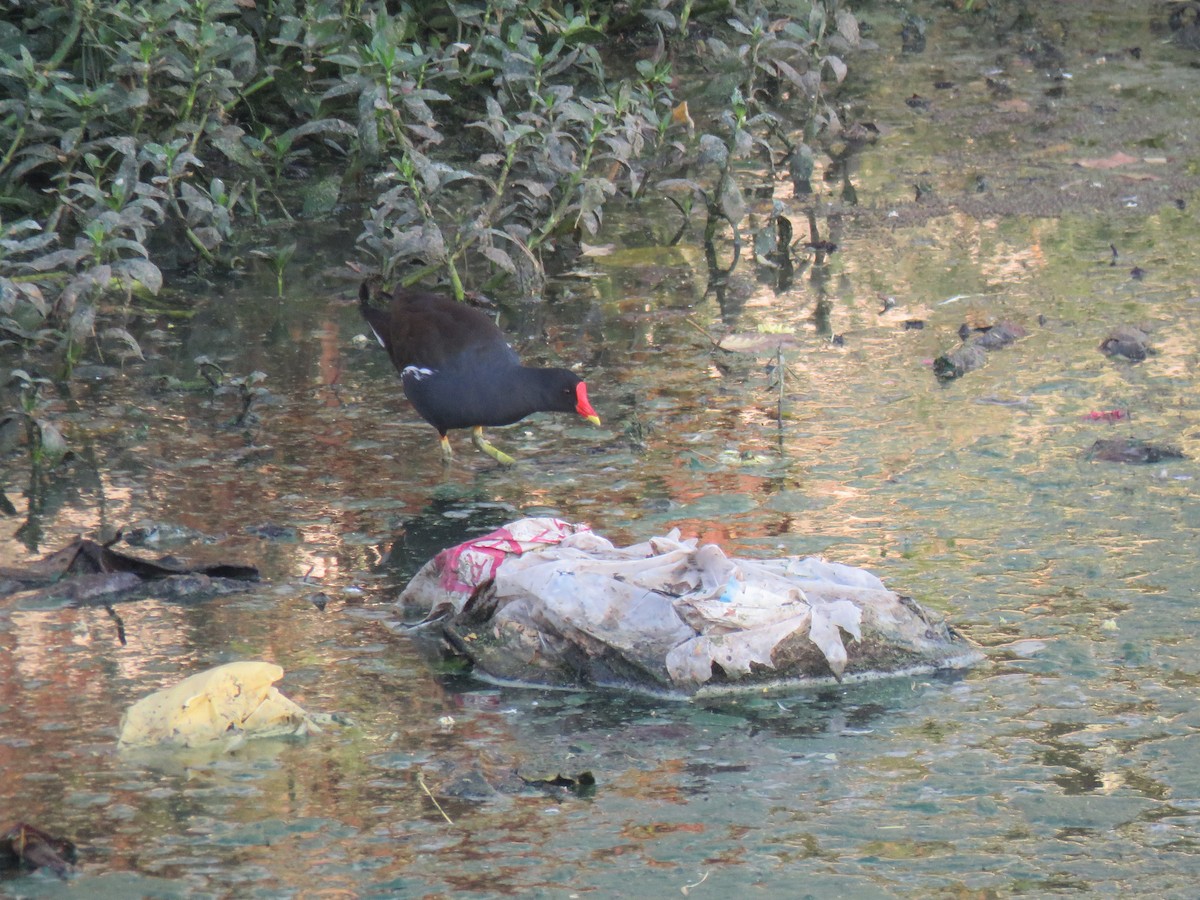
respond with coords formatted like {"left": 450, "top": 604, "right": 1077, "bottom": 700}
{"left": 771, "top": 346, "right": 800, "bottom": 455}
{"left": 416, "top": 771, "right": 454, "bottom": 825}
{"left": 776, "top": 344, "right": 786, "bottom": 452}
{"left": 683, "top": 317, "right": 719, "bottom": 348}
{"left": 104, "top": 602, "right": 127, "bottom": 646}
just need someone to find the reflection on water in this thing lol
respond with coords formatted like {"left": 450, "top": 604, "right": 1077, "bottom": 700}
{"left": 6, "top": 2, "right": 1200, "bottom": 895}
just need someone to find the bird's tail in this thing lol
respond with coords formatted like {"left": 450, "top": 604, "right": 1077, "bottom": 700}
{"left": 358, "top": 280, "right": 391, "bottom": 351}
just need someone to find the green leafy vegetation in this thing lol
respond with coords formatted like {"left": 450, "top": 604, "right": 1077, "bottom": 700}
{"left": 0, "top": 0, "right": 863, "bottom": 472}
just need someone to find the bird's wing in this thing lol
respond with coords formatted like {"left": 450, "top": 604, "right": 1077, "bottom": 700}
{"left": 397, "top": 297, "right": 520, "bottom": 370}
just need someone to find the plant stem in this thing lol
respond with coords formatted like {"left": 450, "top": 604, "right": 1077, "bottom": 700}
{"left": 45, "top": 4, "right": 83, "bottom": 71}
{"left": 0, "top": 122, "right": 26, "bottom": 179}
{"left": 529, "top": 119, "right": 601, "bottom": 251}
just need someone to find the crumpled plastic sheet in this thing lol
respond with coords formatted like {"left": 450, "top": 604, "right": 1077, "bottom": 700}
{"left": 400, "top": 518, "right": 984, "bottom": 694}
{"left": 117, "top": 661, "right": 322, "bottom": 749}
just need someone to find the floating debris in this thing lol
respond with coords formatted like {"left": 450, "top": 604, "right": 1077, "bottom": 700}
{"left": 934, "top": 321, "right": 1027, "bottom": 381}
{"left": 0, "top": 536, "right": 258, "bottom": 607}
{"left": 118, "top": 661, "right": 334, "bottom": 750}
{"left": 1099, "top": 325, "right": 1153, "bottom": 362}
{"left": 1087, "top": 438, "right": 1185, "bottom": 464}
{"left": 1082, "top": 409, "right": 1131, "bottom": 423}
{"left": 0, "top": 822, "right": 76, "bottom": 878}
{"left": 400, "top": 518, "right": 983, "bottom": 696}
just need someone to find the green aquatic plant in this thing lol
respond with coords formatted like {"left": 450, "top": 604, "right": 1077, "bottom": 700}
{"left": 6, "top": 367, "right": 67, "bottom": 474}
{"left": 0, "top": 0, "right": 868, "bottom": 377}
{"left": 252, "top": 241, "right": 298, "bottom": 298}
{"left": 654, "top": 1, "right": 862, "bottom": 280}
{"left": 351, "top": 2, "right": 679, "bottom": 297}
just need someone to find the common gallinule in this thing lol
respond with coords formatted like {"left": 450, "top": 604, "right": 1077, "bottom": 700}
{"left": 359, "top": 283, "right": 601, "bottom": 464}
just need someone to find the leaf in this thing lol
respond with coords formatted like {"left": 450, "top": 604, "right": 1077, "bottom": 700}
{"left": 824, "top": 105, "right": 843, "bottom": 134}
{"left": 0, "top": 218, "right": 42, "bottom": 240}
{"left": 503, "top": 221, "right": 531, "bottom": 243}
{"left": 20, "top": 284, "right": 48, "bottom": 316}
{"left": 718, "top": 178, "right": 746, "bottom": 225}
{"left": 179, "top": 181, "right": 214, "bottom": 215}
{"left": 0, "top": 413, "right": 24, "bottom": 455}
{"left": 113, "top": 258, "right": 162, "bottom": 294}
{"left": 771, "top": 58, "right": 810, "bottom": 91}
{"left": 357, "top": 86, "right": 383, "bottom": 162}
{"left": 67, "top": 301, "right": 96, "bottom": 341}
{"left": 35, "top": 419, "right": 68, "bottom": 460}
{"left": 319, "top": 79, "right": 361, "bottom": 102}
{"left": 101, "top": 327, "right": 144, "bottom": 360}
{"left": 10, "top": 144, "right": 63, "bottom": 182}
{"left": 640, "top": 8, "right": 676, "bottom": 29}
{"left": 544, "top": 135, "right": 577, "bottom": 174}
{"left": 24, "top": 247, "right": 89, "bottom": 272}
{"left": 656, "top": 177, "right": 707, "bottom": 197}
{"left": 378, "top": 222, "right": 448, "bottom": 264}
{"left": 191, "top": 226, "right": 224, "bottom": 250}
{"left": 513, "top": 178, "right": 553, "bottom": 199}
{"left": 208, "top": 124, "right": 261, "bottom": 170}
{"left": 790, "top": 143, "right": 815, "bottom": 191}
{"left": 732, "top": 127, "right": 754, "bottom": 157}
{"left": 823, "top": 54, "right": 848, "bottom": 84}
{"left": 110, "top": 85, "right": 150, "bottom": 114}
{"left": 520, "top": 771, "right": 596, "bottom": 791}
{"left": 625, "top": 164, "right": 644, "bottom": 197}
{"left": 406, "top": 121, "right": 443, "bottom": 149}
{"left": 697, "top": 133, "right": 728, "bottom": 168}
{"left": 577, "top": 178, "right": 614, "bottom": 235}
{"left": 481, "top": 244, "right": 516, "bottom": 274}
{"left": 285, "top": 118, "right": 357, "bottom": 141}
{"left": 61, "top": 268, "right": 111, "bottom": 315}
{"left": 836, "top": 9, "right": 861, "bottom": 46}
{"left": 754, "top": 220, "right": 779, "bottom": 259}
{"left": 769, "top": 38, "right": 812, "bottom": 55}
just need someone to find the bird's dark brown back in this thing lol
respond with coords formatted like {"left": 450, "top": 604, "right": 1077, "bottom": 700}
{"left": 360, "top": 284, "right": 518, "bottom": 373}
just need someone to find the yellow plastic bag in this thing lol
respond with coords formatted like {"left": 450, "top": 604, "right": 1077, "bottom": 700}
{"left": 118, "top": 661, "right": 319, "bottom": 749}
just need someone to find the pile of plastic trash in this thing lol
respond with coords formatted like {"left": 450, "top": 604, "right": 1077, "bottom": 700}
{"left": 400, "top": 518, "right": 983, "bottom": 696}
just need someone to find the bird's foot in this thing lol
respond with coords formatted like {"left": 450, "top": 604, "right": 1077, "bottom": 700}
{"left": 472, "top": 427, "right": 516, "bottom": 465}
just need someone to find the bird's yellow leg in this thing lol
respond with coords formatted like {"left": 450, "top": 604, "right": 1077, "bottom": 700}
{"left": 471, "top": 427, "right": 516, "bottom": 465}
{"left": 440, "top": 435, "right": 454, "bottom": 463}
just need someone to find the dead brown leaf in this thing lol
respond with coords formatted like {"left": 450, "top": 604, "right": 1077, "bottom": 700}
{"left": 1075, "top": 151, "right": 1140, "bottom": 169}
{"left": 718, "top": 333, "right": 800, "bottom": 354}
{"left": 996, "top": 98, "right": 1031, "bottom": 113}
{"left": 0, "top": 822, "right": 76, "bottom": 878}
{"left": 0, "top": 536, "right": 259, "bottom": 600}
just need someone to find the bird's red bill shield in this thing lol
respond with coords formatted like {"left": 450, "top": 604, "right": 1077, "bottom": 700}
{"left": 575, "top": 383, "right": 601, "bottom": 425}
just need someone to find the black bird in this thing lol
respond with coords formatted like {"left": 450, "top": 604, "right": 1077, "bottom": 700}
{"left": 359, "top": 283, "right": 600, "bottom": 464}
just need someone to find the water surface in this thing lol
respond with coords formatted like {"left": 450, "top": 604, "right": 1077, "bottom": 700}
{"left": 4, "top": 3, "right": 1200, "bottom": 897}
